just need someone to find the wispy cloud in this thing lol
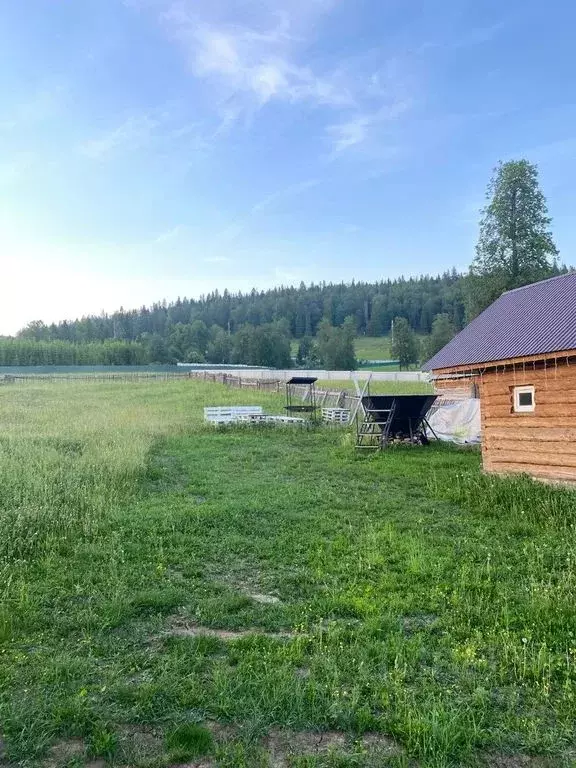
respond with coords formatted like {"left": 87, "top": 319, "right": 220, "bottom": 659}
{"left": 79, "top": 114, "right": 160, "bottom": 159}
{"left": 154, "top": 225, "right": 185, "bottom": 243}
{"left": 78, "top": 106, "right": 208, "bottom": 162}
{"left": 217, "top": 178, "right": 320, "bottom": 243}
{"left": 326, "top": 100, "right": 411, "bottom": 157}
{"left": 160, "top": 4, "right": 354, "bottom": 123}
{"left": 452, "top": 22, "right": 505, "bottom": 49}
{"left": 0, "top": 82, "right": 68, "bottom": 132}
{"left": 124, "top": 1, "right": 417, "bottom": 158}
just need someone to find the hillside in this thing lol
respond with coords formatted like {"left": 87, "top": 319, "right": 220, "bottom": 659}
{"left": 18, "top": 271, "right": 466, "bottom": 343}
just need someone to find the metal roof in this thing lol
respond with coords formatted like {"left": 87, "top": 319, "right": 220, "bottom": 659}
{"left": 287, "top": 376, "right": 318, "bottom": 384}
{"left": 423, "top": 272, "right": 576, "bottom": 371}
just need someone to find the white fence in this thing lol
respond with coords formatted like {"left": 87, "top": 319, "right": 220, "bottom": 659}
{"left": 194, "top": 368, "right": 429, "bottom": 382}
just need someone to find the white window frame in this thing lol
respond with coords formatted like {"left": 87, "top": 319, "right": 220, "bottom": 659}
{"left": 513, "top": 385, "right": 535, "bottom": 413}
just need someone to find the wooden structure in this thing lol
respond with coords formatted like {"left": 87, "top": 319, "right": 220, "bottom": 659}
{"left": 321, "top": 407, "right": 351, "bottom": 425}
{"left": 204, "top": 406, "right": 305, "bottom": 425}
{"left": 424, "top": 274, "right": 576, "bottom": 482}
{"left": 356, "top": 394, "right": 437, "bottom": 449}
{"left": 204, "top": 406, "right": 264, "bottom": 424}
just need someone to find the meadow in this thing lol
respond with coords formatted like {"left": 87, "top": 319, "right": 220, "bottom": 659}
{"left": 1, "top": 379, "right": 576, "bottom": 768}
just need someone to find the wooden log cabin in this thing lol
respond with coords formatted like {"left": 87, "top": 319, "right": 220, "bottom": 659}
{"left": 423, "top": 273, "right": 576, "bottom": 482}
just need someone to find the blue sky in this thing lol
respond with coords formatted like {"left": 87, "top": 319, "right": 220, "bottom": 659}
{"left": 1, "top": 0, "right": 575, "bottom": 334}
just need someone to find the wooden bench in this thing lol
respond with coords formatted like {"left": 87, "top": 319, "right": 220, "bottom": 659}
{"left": 321, "top": 407, "right": 351, "bottom": 424}
{"left": 204, "top": 406, "right": 264, "bottom": 424}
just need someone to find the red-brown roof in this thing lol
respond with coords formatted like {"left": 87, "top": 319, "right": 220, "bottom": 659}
{"left": 423, "top": 273, "right": 576, "bottom": 371}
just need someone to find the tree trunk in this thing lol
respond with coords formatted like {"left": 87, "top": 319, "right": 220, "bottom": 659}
{"left": 510, "top": 184, "right": 519, "bottom": 280}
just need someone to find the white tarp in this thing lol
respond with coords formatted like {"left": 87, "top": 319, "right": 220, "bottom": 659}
{"left": 427, "top": 399, "right": 481, "bottom": 445}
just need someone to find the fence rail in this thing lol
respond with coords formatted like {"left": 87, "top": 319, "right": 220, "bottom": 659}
{"left": 0, "top": 372, "right": 191, "bottom": 383}
{"left": 188, "top": 371, "right": 359, "bottom": 408}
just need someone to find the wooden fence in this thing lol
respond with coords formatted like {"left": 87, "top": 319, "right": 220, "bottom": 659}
{"left": 188, "top": 371, "right": 359, "bottom": 408}
{"left": 0, "top": 372, "right": 190, "bottom": 383}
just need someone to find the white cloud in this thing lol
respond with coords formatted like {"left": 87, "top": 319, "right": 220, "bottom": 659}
{"left": 164, "top": 13, "right": 354, "bottom": 116}
{"left": 217, "top": 178, "right": 320, "bottom": 242}
{"left": 326, "top": 100, "right": 411, "bottom": 157}
{"left": 154, "top": 225, "right": 184, "bottom": 243}
{"left": 79, "top": 114, "right": 160, "bottom": 159}
{"left": 124, "top": 1, "right": 416, "bottom": 156}
{"left": 0, "top": 82, "right": 68, "bottom": 132}
{"left": 77, "top": 105, "right": 209, "bottom": 165}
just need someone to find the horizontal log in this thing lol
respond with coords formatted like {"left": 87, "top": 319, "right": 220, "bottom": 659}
{"left": 486, "top": 427, "right": 576, "bottom": 442}
{"left": 483, "top": 391, "right": 576, "bottom": 409}
{"left": 486, "top": 449, "right": 576, "bottom": 468}
{"left": 483, "top": 404, "right": 576, "bottom": 418}
{"left": 482, "top": 376, "right": 576, "bottom": 398}
{"left": 484, "top": 461, "right": 576, "bottom": 482}
{"left": 480, "top": 367, "right": 576, "bottom": 392}
{"left": 485, "top": 438, "right": 576, "bottom": 456}
{"left": 485, "top": 417, "right": 576, "bottom": 429}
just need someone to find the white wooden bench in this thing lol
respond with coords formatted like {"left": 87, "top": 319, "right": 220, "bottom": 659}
{"left": 204, "top": 406, "right": 264, "bottom": 424}
{"left": 322, "top": 407, "right": 351, "bottom": 424}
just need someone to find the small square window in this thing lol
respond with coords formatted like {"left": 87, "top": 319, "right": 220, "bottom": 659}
{"left": 513, "top": 385, "right": 535, "bottom": 413}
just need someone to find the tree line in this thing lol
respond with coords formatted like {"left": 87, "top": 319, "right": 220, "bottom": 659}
{"left": 0, "top": 339, "right": 149, "bottom": 366}
{"left": 18, "top": 271, "right": 466, "bottom": 345}
{"left": 11, "top": 159, "right": 570, "bottom": 370}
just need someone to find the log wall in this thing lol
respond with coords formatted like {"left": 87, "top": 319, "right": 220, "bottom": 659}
{"left": 479, "top": 360, "right": 576, "bottom": 481}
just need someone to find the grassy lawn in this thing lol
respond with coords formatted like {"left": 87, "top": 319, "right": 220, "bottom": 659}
{"left": 1, "top": 380, "right": 576, "bottom": 767}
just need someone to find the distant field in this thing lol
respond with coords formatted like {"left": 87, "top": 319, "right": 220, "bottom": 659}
{"left": 2, "top": 379, "right": 575, "bottom": 766}
{"left": 291, "top": 336, "right": 394, "bottom": 361}
{"left": 291, "top": 336, "right": 423, "bottom": 371}
{"left": 354, "top": 335, "right": 392, "bottom": 360}
{"left": 316, "top": 378, "right": 433, "bottom": 394}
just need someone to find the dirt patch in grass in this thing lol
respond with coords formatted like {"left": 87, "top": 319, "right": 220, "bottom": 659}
{"left": 480, "top": 755, "right": 555, "bottom": 768}
{"left": 43, "top": 738, "right": 85, "bottom": 766}
{"left": 168, "top": 762, "right": 215, "bottom": 768}
{"left": 401, "top": 613, "right": 438, "bottom": 633}
{"left": 204, "top": 720, "right": 237, "bottom": 742}
{"left": 295, "top": 666, "right": 311, "bottom": 679}
{"left": 248, "top": 592, "right": 282, "bottom": 605}
{"left": 117, "top": 724, "right": 163, "bottom": 759}
{"left": 262, "top": 729, "right": 404, "bottom": 766}
{"left": 360, "top": 732, "right": 404, "bottom": 755}
{"left": 169, "top": 620, "right": 296, "bottom": 641}
{"left": 264, "top": 729, "right": 347, "bottom": 767}
{"left": 42, "top": 738, "right": 106, "bottom": 768}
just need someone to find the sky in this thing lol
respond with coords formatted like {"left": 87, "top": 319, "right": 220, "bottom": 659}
{"left": 1, "top": 0, "right": 576, "bottom": 335}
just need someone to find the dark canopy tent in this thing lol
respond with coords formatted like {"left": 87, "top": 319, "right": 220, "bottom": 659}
{"left": 285, "top": 376, "right": 318, "bottom": 415}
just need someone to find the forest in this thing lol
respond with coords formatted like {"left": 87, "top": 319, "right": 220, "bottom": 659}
{"left": 5, "top": 159, "right": 569, "bottom": 368}
{"left": 17, "top": 271, "right": 465, "bottom": 342}
{"left": 7, "top": 272, "right": 465, "bottom": 366}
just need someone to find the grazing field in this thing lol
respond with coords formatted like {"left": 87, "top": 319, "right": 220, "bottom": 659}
{"left": 1, "top": 380, "right": 576, "bottom": 768}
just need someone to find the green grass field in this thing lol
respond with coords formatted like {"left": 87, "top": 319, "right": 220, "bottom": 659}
{"left": 291, "top": 336, "right": 394, "bottom": 362}
{"left": 1, "top": 380, "right": 576, "bottom": 767}
{"left": 353, "top": 337, "right": 393, "bottom": 360}
{"left": 291, "top": 336, "right": 424, "bottom": 371}
{"left": 315, "top": 380, "right": 433, "bottom": 395}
